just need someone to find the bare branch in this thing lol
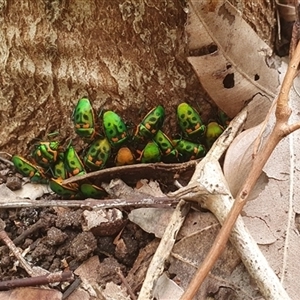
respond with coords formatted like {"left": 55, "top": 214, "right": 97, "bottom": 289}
{"left": 178, "top": 38, "right": 300, "bottom": 300}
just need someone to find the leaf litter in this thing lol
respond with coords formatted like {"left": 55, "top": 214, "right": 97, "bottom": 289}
{"left": 0, "top": 1, "right": 298, "bottom": 300}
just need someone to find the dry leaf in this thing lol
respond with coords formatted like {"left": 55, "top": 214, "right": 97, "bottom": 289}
{"left": 223, "top": 61, "right": 300, "bottom": 298}
{"left": 128, "top": 208, "right": 173, "bottom": 238}
{"left": 186, "top": 0, "right": 279, "bottom": 127}
{"left": 223, "top": 124, "right": 269, "bottom": 199}
{"left": 152, "top": 273, "right": 184, "bottom": 300}
{"left": 169, "top": 223, "right": 261, "bottom": 299}
{"left": 13, "top": 183, "right": 50, "bottom": 200}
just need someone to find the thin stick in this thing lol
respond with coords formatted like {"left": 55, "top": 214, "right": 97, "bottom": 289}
{"left": 137, "top": 200, "right": 190, "bottom": 300}
{"left": 0, "top": 271, "right": 73, "bottom": 291}
{"left": 0, "top": 197, "right": 178, "bottom": 209}
{"left": 179, "top": 36, "right": 300, "bottom": 300}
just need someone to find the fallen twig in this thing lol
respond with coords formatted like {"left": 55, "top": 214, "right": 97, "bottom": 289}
{"left": 0, "top": 219, "right": 37, "bottom": 277}
{"left": 62, "top": 160, "right": 197, "bottom": 185}
{"left": 175, "top": 31, "right": 300, "bottom": 300}
{"left": 137, "top": 200, "right": 190, "bottom": 300}
{"left": 0, "top": 271, "right": 74, "bottom": 291}
{"left": 0, "top": 196, "right": 179, "bottom": 209}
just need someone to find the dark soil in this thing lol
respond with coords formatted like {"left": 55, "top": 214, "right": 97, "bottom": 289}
{"left": 0, "top": 156, "right": 156, "bottom": 297}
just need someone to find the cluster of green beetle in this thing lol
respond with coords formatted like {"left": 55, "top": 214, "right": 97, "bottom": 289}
{"left": 12, "top": 98, "right": 228, "bottom": 199}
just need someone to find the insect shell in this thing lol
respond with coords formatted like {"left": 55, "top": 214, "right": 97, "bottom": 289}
{"left": 102, "top": 111, "right": 128, "bottom": 147}
{"left": 115, "top": 147, "right": 135, "bottom": 166}
{"left": 217, "top": 109, "right": 231, "bottom": 128}
{"left": 134, "top": 105, "right": 165, "bottom": 140}
{"left": 83, "top": 137, "right": 111, "bottom": 171}
{"left": 49, "top": 178, "right": 81, "bottom": 199}
{"left": 31, "top": 141, "right": 60, "bottom": 168}
{"left": 177, "top": 103, "right": 206, "bottom": 141}
{"left": 52, "top": 153, "right": 67, "bottom": 180}
{"left": 12, "top": 155, "right": 48, "bottom": 184}
{"left": 72, "top": 98, "right": 95, "bottom": 140}
{"left": 64, "top": 145, "right": 86, "bottom": 177}
{"left": 205, "top": 122, "right": 224, "bottom": 149}
{"left": 80, "top": 183, "right": 107, "bottom": 199}
{"left": 173, "top": 139, "right": 206, "bottom": 162}
{"left": 139, "top": 141, "right": 161, "bottom": 163}
{"left": 153, "top": 130, "right": 178, "bottom": 163}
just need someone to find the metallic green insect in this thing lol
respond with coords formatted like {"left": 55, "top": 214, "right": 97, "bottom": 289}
{"left": 64, "top": 145, "right": 86, "bottom": 177}
{"left": 80, "top": 183, "right": 107, "bottom": 199}
{"left": 49, "top": 178, "right": 81, "bottom": 199}
{"left": 173, "top": 139, "right": 206, "bottom": 162}
{"left": 52, "top": 153, "right": 67, "bottom": 180}
{"left": 177, "top": 103, "right": 206, "bottom": 141}
{"left": 139, "top": 141, "right": 161, "bottom": 163}
{"left": 72, "top": 98, "right": 95, "bottom": 140}
{"left": 12, "top": 155, "right": 48, "bottom": 184}
{"left": 83, "top": 137, "right": 111, "bottom": 171}
{"left": 134, "top": 105, "right": 165, "bottom": 140}
{"left": 102, "top": 111, "right": 128, "bottom": 147}
{"left": 153, "top": 130, "right": 178, "bottom": 163}
{"left": 31, "top": 141, "right": 60, "bottom": 168}
{"left": 205, "top": 122, "right": 224, "bottom": 148}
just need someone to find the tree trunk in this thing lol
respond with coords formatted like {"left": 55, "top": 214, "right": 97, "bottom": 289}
{"left": 0, "top": 0, "right": 275, "bottom": 155}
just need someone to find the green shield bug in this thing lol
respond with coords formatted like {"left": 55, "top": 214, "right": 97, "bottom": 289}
{"left": 72, "top": 98, "right": 95, "bottom": 140}
{"left": 177, "top": 103, "right": 206, "bottom": 141}
{"left": 49, "top": 178, "right": 81, "bottom": 199}
{"left": 134, "top": 105, "right": 165, "bottom": 140}
{"left": 83, "top": 137, "right": 111, "bottom": 171}
{"left": 102, "top": 111, "right": 128, "bottom": 147}
{"left": 205, "top": 122, "right": 224, "bottom": 148}
{"left": 31, "top": 141, "right": 60, "bottom": 168}
{"left": 139, "top": 141, "right": 161, "bottom": 163}
{"left": 173, "top": 139, "right": 206, "bottom": 161}
{"left": 80, "top": 183, "right": 107, "bottom": 199}
{"left": 153, "top": 130, "right": 178, "bottom": 163}
{"left": 12, "top": 155, "right": 48, "bottom": 184}
{"left": 64, "top": 145, "right": 86, "bottom": 177}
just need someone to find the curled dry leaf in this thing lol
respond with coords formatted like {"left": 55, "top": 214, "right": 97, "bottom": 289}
{"left": 223, "top": 124, "right": 269, "bottom": 200}
{"left": 186, "top": 0, "right": 279, "bottom": 128}
{"left": 224, "top": 62, "right": 300, "bottom": 298}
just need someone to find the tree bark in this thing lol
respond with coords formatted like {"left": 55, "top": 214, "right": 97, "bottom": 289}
{"left": 0, "top": 0, "right": 275, "bottom": 155}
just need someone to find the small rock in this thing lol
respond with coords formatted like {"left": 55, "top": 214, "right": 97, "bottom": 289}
{"left": 6, "top": 176, "right": 22, "bottom": 191}
{"left": 69, "top": 231, "right": 97, "bottom": 262}
{"left": 46, "top": 227, "right": 68, "bottom": 246}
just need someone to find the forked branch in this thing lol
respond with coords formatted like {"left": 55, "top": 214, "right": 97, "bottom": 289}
{"left": 179, "top": 38, "right": 300, "bottom": 300}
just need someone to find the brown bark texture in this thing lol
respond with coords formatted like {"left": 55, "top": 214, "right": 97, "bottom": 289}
{"left": 0, "top": 0, "right": 210, "bottom": 155}
{"left": 0, "top": 0, "right": 275, "bottom": 155}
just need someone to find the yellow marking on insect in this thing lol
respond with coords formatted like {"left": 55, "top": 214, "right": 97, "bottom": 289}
{"left": 145, "top": 123, "right": 151, "bottom": 130}
{"left": 194, "top": 123, "right": 200, "bottom": 130}
{"left": 71, "top": 168, "right": 80, "bottom": 176}
{"left": 95, "top": 160, "right": 103, "bottom": 166}
{"left": 29, "top": 171, "right": 35, "bottom": 177}
{"left": 37, "top": 149, "right": 42, "bottom": 157}
{"left": 112, "top": 137, "right": 119, "bottom": 142}
{"left": 165, "top": 148, "right": 171, "bottom": 154}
